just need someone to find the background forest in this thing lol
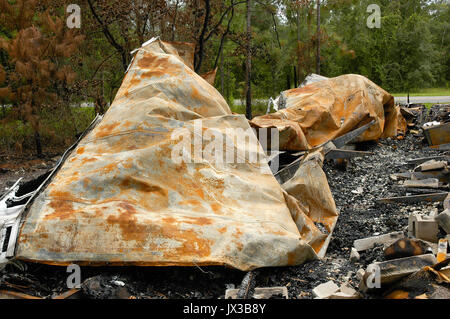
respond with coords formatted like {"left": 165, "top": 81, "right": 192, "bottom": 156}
{"left": 0, "top": 0, "right": 448, "bottom": 155}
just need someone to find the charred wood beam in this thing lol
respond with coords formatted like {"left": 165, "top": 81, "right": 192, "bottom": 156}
{"left": 236, "top": 270, "right": 258, "bottom": 299}
{"left": 375, "top": 192, "right": 449, "bottom": 204}
{"left": 407, "top": 155, "right": 450, "bottom": 166}
{"left": 325, "top": 149, "right": 372, "bottom": 160}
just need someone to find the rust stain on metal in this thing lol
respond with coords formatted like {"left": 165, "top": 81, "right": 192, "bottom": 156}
{"left": 251, "top": 74, "right": 407, "bottom": 151}
{"left": 14, "top": 38, "right": 337, "bottom": 270}
{"left": 106, "top": 202, "right": 148, "bottom": 242}
{"left": 424, "top": 123, "right": 450, "bottom": 146}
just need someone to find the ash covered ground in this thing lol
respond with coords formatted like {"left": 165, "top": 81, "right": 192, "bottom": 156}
{"left": 0, "top": 133, "right": 445, "bottom": 299}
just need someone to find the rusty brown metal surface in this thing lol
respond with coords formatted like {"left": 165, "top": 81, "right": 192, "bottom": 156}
{"left": 251, "top": 74, "right": 407, "bottom": 151}
{"left": 424, "top": 123, "right": 450, "bottom": 146}
{"left": 14, "top": 38, "right": 337, "bottom": 271}
{"left": 281, "top": 150, "right": 338, "bottom": 258}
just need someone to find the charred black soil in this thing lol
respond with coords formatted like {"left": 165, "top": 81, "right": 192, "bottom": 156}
{"left": 0, "top": 134, "right": 446, "bottom": 299}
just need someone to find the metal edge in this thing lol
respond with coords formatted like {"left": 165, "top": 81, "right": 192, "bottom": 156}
{"left": 4, "top": 114, "right": 103, "bottom": 259}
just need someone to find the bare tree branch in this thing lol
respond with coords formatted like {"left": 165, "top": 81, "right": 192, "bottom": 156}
{"left": 86, "top": 0, "right": 128, "bottom": 71}
{"left": 194, "top": 0, "right": 211, "bottom": 72}
{"left": 213, "top": 1, "right": 235, "bottom": 69}
{"left": 205, "top": 0, "right": 246, "bottom": 43}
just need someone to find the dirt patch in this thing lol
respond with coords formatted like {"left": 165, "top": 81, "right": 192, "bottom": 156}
{"left": 0, "top": 154, "right": 60, "bottom": 196}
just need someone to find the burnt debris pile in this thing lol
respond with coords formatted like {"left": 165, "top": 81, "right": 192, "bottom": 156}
{"left": 0, "top": 38, "right": 449, "bottom": 299}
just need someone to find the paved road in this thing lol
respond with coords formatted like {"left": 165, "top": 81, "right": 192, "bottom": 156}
{"left": 235, "top": 96, "right": 450, "bottom": 106}
{"left": 3, "top": 97, "right": 449, "bottom": 109}
{"left": 393, "top": 96, "right": 450, "bottom": 104}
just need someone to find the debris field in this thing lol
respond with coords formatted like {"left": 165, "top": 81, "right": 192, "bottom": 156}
{"left": 0, "top": 38, "right": 449, "bottom": 300}
{"left": 0, "top": 126, "right": 448, "bottom": 299}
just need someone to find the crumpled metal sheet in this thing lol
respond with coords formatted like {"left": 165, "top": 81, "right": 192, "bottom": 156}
{"left": 251, "top": 74, "right": 407, "bottom": 151}
{"left": 281, "top": 150, "right": 338, "bottom": 258}
{"left": 14, "top": 38, "right": 337, "bottom": 271}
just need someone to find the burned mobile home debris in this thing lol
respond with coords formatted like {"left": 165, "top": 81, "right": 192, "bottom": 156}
{"left": 0, "top": 38, "right": 449, "bottom": 299}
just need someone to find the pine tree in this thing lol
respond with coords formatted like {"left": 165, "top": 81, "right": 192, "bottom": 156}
{"left": 0, "top": 0, "right": 84, "bottom": 156}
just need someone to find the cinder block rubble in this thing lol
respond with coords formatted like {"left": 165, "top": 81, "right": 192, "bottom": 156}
{"left": 312, "top": 281, "right": 339, "bottom": 299}
{"left": 408, "top": 213, "right": 439, "bottom": 243}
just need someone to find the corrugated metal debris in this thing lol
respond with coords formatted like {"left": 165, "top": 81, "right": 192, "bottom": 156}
{"left": 251, "top": 74, "right": 407, "bottom": 151}
{"left": 10, "top": 38, "right": 339, "bottom": 271}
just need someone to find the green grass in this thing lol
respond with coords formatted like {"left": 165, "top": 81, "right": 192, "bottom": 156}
{"left": 230, "top": 102, "right": 268, "bottom": 117}
{"left": 0, "top": 106, "right": 96, "bottom": 155}
{"left": 392, "top": 87, "right": 450, "bottom": 97}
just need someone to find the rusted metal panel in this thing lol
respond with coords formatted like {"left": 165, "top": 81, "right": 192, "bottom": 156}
{"left": 251, "top": 74, "right": 407, "bottom": 151}
{"left": 281, "top": 150, "right": 339, "bottom": 258}
{"left": 14, "top": 38, "right": 336, "bottom": 271}
{"left": 274, "top": 121, "right": 375, "bottom": 183}
{"left": 423, "top": 123, "right": 450, "bottom": 146}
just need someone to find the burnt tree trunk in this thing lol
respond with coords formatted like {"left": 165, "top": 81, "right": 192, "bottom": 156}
{"left": 296, "top": 6, "right": 301, "bottom": 84}
{"left": 220, "top": 47, "right": 225, "bottom": 95}
{"left": 35, "top": 131, "right": 42, "bottom": 158}
{"left": 194, "top": 0, "right": 211, "bottom": 73}
{"left": 286, "top": 72, "right": 291, "bottom": 90}
{"left": 245, "top": 0, "right": 252, "bottom": 120}
{"left": 316, "top": 0, "right": 321, "bottom": 75}
{"left": 293, "top": 66, "right": 298, "bottom": 88}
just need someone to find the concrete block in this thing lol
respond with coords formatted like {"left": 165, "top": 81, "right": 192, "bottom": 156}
{"left": 340, "top": 284, "right": 357, "bottom": 295}
{"left": 408, "top": 213, "right": 439, "bottom": 243}
{"left": 312, "top": 281, "right": 339, "bottom": 299}
{"left": 329, "top": 284, "right": 361, "bottom": 299}
{"left": 350, "top": 247, "right": 360, "bottom": 262}
{"left": 353, "top": 231, "right": 404, "bottom": 252}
